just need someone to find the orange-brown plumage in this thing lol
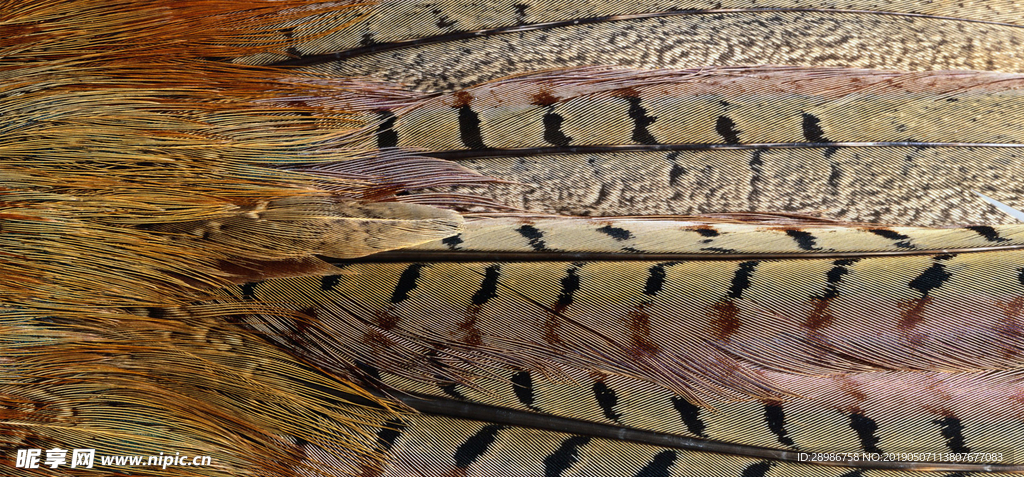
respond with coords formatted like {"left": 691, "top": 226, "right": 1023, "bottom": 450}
{"left": 10, "top": 1, "right": 1024, "bottom": 476}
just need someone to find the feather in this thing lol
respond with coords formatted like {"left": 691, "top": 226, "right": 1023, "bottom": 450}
{"left": 8, "top": 0, "right": 1024, "bottom": 477}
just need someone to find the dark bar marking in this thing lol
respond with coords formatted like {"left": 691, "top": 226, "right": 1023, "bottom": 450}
{"left": 715, "top": 115, "right": 741, "bottom": 144}
{"left": 470, "top": 265, "right": 501, "bottom": 306}
{"left": 544, "top": 436, "right": 590, "bottom": 477}
{"left": 554, "top": 266, "right": 581, "bottom": 311}
{"left": 838, "top": 471, "right": 865, "bottom": 477}
{"left": 933, "top": 415, "right": 972, "bottom": 454}
{"left": 396, "top": 393, "right": 1023, "bottom": 472}
{"left": 516, "top": 224, "right": 548, "bottom": 251}
{"left": 593, "top": 381, "right": 622, "bottom": 422}
{"left": 749, "top": 149, "right": 764, "bottom": 203}
{"left": 712, "top": 261, "right": 760, "bottom": 339}
{"left": 390, "top": 264, "right": 427, "bottom": 304}
{"left": 321, "top": 274, "right": 341, "bottom": 291}
{"left": 441, "top": 234, "right": 463, "bottom": 250}
{"left": 764, "top": 403, "right": 797, "bottom": 447}
{"left": 701, "top": 247, "right": 737, "bottom": 253}
{"left": 802, "top": 112, "right": 827, "bottom": 141}
{"left": 728, "top": 261, "right": 760, "bottom": 299}
{"left": 240, "top": 281, "right": 262, "bottom": 299}
{"left": 597, "top": 224, "right": 632, "bottom": 241}
{"left": 740, "top": 461, "right": 774, "bottom": 477}
{"left": 511, "top": 371, "right": 539, "bottom": 411}
{"left": 785, "top": 229, "right": 820, "bottom": 251}
{"left": 458, "top": 105, "right": 486, "bottom": 150}
{"left": 868, "top": 228, "right": 915, "bottom": 249}
{"left": 375, "top": 417, "right": 407, "bottom": 451}
{"left": 634, "top": 450, "right": 677, "bottom": 477}
{"left": 966, "top": 225, "right": 1010, "bottom": 242}
{"left": 453, "top": 424, "right": 505, "bottom": 468}
{"left": 439, "top": 382, "right": 467, "bottom": 401}
{"left": 849, "top": 412, "right": 883, "bottom": 454}
{"left": 819, "top": 258, "right": 858, "bottom": 300}
{"left": 802, "top": 112, "right": 839, "bottom": 158}
{"left": 626, "top": 96, "right": 659, "bottom": 145}
{"left": 691, "top": 226, "right": 720, "bottom": 238}
{"left": 377, "top": 111, "right": 398, "bottom": 148}
{"left": 908, "top": 262, "right": 952, "bottom": 296}
{"left": 643, "top": 263, "right": 668, "bottom": 296}
{"left": 461, "top": 264, "right": 500, "bottom": 345}
{"left": 543, "top": 106, "right": 573, "bottom": 146}
{"left": 671, "top": 396, "right": 708, "bottom": 438}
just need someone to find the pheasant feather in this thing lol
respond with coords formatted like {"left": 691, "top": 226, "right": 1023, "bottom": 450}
{"left": 6, "top": 1, "right": 1024, "bottom": 477}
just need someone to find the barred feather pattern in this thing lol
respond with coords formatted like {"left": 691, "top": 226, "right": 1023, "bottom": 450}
{"left": 7, "top": 1, "right": 1024, "bottom": 477}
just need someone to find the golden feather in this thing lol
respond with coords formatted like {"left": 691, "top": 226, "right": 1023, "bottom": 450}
{"left": 5, "top": 1, "right": 1024, "bottom": 476}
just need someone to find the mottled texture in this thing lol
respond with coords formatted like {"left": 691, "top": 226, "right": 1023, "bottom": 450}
{"left": 307, "top": 12, "right": 1024, "bottom": 91}
{"left": 430, "top": 147, "right": 1024, "bottom": 226}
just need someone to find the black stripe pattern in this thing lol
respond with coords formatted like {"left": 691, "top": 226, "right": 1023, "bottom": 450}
{"left": 544, "top": 436, "right": 590, "bottom": 477}
{"left": 592, "top": 381, "right": 622, "bottom": 422}
{"left": 764, "top": 403, "right": 797, "bottom": 447}
{"left": 453, "top": 425, "right": 505, "bottom": 469}
{"left": 849, "top": 412, "right": 883, "bottom": 454}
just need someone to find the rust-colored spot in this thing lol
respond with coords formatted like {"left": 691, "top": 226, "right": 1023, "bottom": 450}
{"left": 458, "top": 305, "right": 485, "bottom": 346}
{"left": 919, "top": 374, "right": 954, "bottom": 405}
{"left": 294, "top": 307, "right": 317, "bottom": 336}
{"left": 996, "top": 296, "right": 1024, "bottom": 359}
{"left": 373, "top": 307, "right": 400, "bottom": 331}
{"left": 897, "top": 296, "right": 932, "bottom": 346}
{"left": 440, "top": 467, "right": 469, "bottom": 477}
{"left": 998, "top": 296, "right": 1024, "bottom": 318}
{"left": 625, "top": 304, "right": 661, "bottom": 356}
{"left": 845, "top": 404, "right": 866, "bottom": 416}
{"left": 921, "top": 404, "right": 956, "bottom": 420}
{"left": 611, "top": 86, "right": 641, "bottom": 98}
{"left": 834, "top": 375, "right": 867, "bottom": 403}
{"left": 452, "top": 90, "right": 474, "bottom": 107}
{"left": 688, "top": 224, "right": 719, "bottom": 235}
{"left": 1009, "top": 389, "right": 1024, "bottom": 420}
{"left": 804, "top": 297, "right": 835, "bottom": 331}
{"left": 530, "top": 88, "right": 561, "bottom": 106}
{"left": 361, "top": 183, "right": 404, "bottom": 201}
{"left": 708, "top": 299, "right": 741, "bottom": 340}
{"left": 542, "top": 312, "right": 563, "bottom": 345}
{"left": 361, "top": 328, "right": 395, "bottom": 348}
